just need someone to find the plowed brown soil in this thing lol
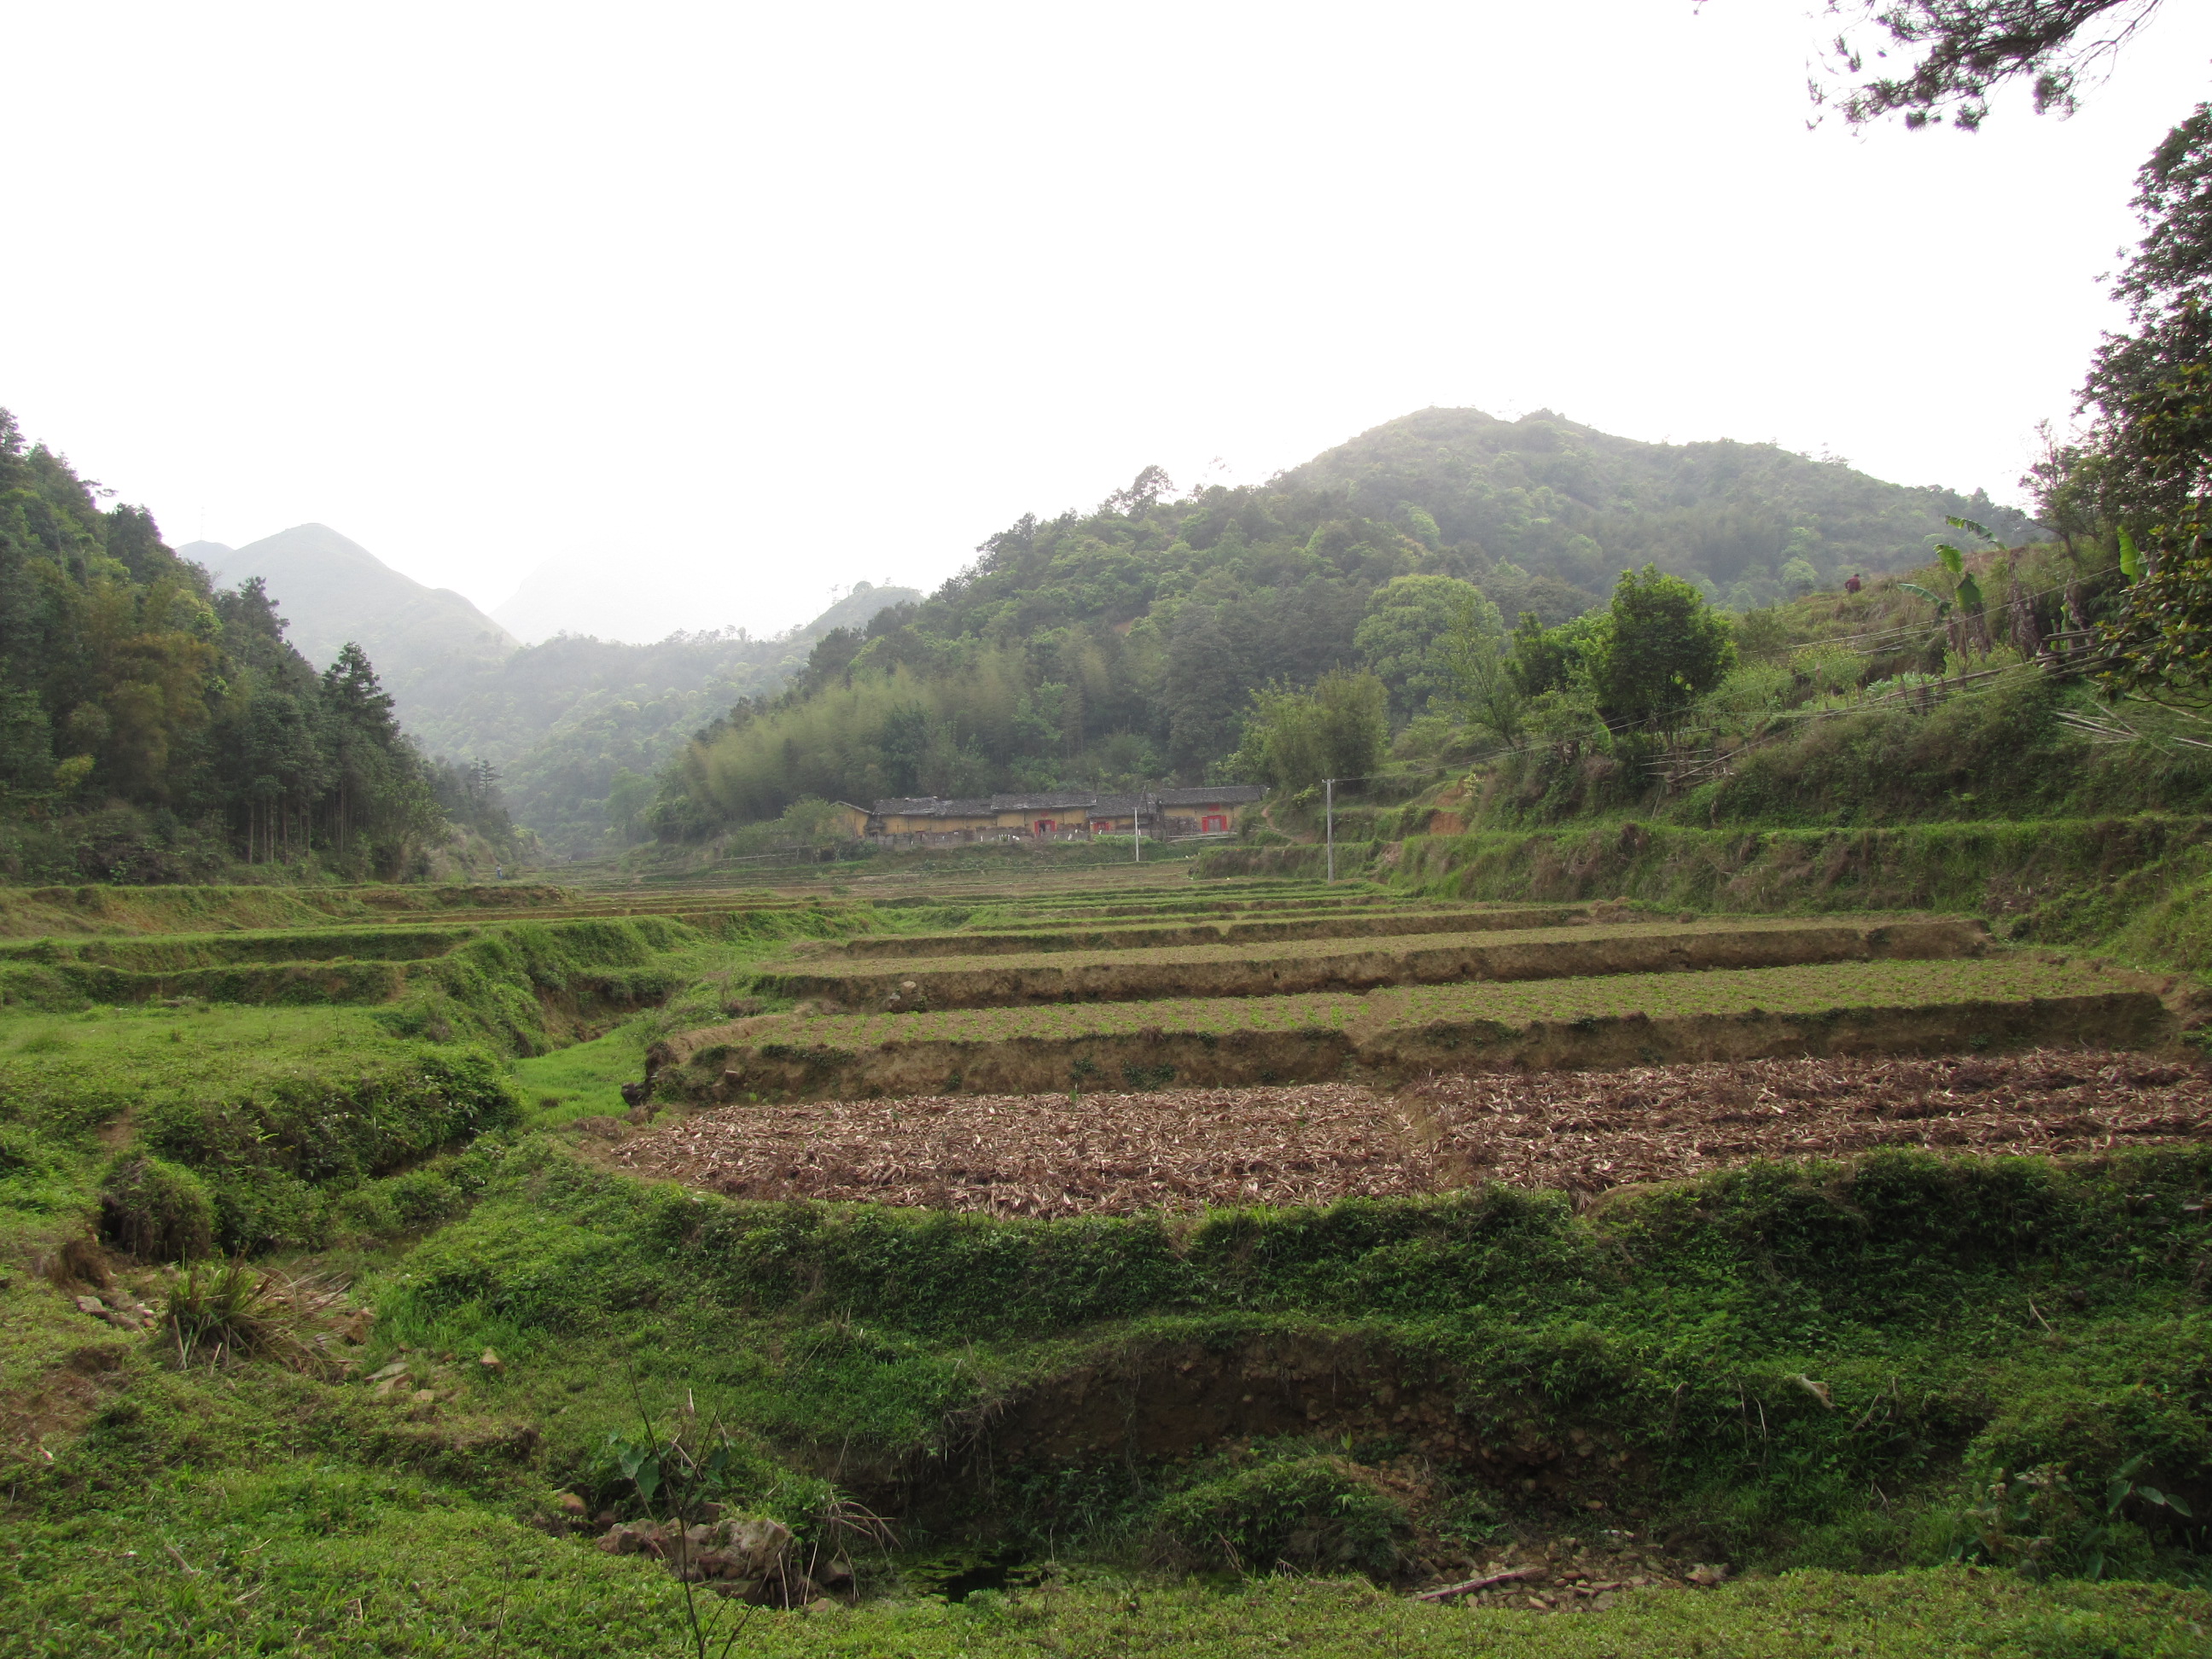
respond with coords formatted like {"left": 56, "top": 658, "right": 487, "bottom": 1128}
{"left": 600, "top": 1048, "right": 2212, "bottom": 1215}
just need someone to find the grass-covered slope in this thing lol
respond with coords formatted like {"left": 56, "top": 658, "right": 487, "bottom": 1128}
{"left": 1, "top": 875, "right": 2206, "bottom": 1653}
{"left": 7, "top": 1135, "right": 2212, "bottom": 1652}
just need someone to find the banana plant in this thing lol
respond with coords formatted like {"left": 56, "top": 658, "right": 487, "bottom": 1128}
{"left": 1929, "top": 515, "right": 1993, "bottom": 612}
{"left": 1897, "top": 581, "right": 1953, "bottom": 619}
{"left": 2118, "top": 527, "right": 2145, "bottom": 583}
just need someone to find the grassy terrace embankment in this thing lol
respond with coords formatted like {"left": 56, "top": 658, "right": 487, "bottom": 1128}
{"left": 671, "top": 955, "right": 2170, "bottom": 1099}
{"left": 0, "top": 899, "right": 888, "bottom": 1014}
{"left": 0, "top": 881, "right": 577, "bottom": 939}
{"left": 1203, "top": 813, "right": 2212, "bottom": 982}
{"left": 758, "top": 916, "right": 1992, "bottom": 1009}
{"left": 830, "top": 903, "right": 1592, "bottom": 957}
{"left": 13, "top": 1129, "right": 2211, "bottom": 1652}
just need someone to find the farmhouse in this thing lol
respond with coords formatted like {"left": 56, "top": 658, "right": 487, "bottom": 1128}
{"left": 863, "top": 785, "right": 1264, "bottom": 847}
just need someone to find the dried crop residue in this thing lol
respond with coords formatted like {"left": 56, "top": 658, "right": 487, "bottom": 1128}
{"left": 604, "top": 1048, "right": 2212, "bottom": 1214}
{"left": 613, "top": 1084, "right": 1411, "bottom": 1214}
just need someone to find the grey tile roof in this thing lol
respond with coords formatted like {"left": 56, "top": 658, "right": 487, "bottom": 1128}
{"left": 1155, "top": 785, "right": 1266, "bottom": 806}
{"left": 869, "top": 784, "right": 1265, "bottom": 818}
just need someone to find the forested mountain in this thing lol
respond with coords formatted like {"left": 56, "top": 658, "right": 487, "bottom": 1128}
{"left": 654, "top": 407, "right": 2045, "bottom": 836}
{"left": 184, "top": 526, "right": 518, "bottom": 713}
{"left": 1278, "top": 407, "right": 2039, "bottom": 610}
{"left": 412, "top": 582, "right": 917, "bottom": 856}
{"left": 0, "top": 413, "right": 476, "bottom": 882}
{"left": 186, "top": 519, "right": 916, "bottom": 857}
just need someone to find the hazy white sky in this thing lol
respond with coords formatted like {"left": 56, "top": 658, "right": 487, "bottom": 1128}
{"left": 5, "top": 1, "right": 2211, "bottom": 640}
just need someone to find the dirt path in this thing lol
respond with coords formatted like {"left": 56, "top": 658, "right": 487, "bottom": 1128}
{"left": 597, "top": 1049, "right": 2212, "bottom": 1217}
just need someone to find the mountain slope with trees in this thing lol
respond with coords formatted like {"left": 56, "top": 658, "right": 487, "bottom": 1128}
{"left": 184, "top": 526, "right": 518, "bottom": 717}
{"left": 649, "top": 408, "right": 2043, "bottom": 837}
{"left": 187, "top": 518, "right": 918, "bottom": 858}
{"left": 417, "top": 582, "right": 920, "bottom": 857}
{"left": 1280, "top": 406, "right": 2037, "bottom": 610}
{"left": 0, "top": 414, "right": 480, "bottom": 882}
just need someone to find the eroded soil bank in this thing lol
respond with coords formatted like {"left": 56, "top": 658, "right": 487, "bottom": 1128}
{"left": 598, "top": 1048, "right": 2212, "bottom": 1214}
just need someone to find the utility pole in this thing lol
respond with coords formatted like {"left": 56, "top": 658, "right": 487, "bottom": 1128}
{"left": 1324, "top": 777, "right": 1335, "bottom": 884}
{"left": 1133, "top": 783, "right": 1142, "bottom": 863}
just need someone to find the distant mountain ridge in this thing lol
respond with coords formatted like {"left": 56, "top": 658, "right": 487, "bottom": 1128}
{"left": 182, "top": 525, "right": 518, "bottom": 701}
{"left": 182, "top": 518, "right": 917, "bottom": 855}
{"left": 413, "top": 582, "right": 920, "bottom": 853}
{"left": 1275, "top": 407, "right": 2038, "bottom": 607}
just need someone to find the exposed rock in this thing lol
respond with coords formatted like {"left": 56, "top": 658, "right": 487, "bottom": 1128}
{"left": 73, "top": 1292, "right": 156, "bottom": 1330}
{"left": 592, "top": 1513, "right": 809, "bottom": 1604}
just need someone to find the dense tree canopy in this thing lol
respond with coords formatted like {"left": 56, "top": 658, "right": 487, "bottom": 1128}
{"left": 1225, "top": 671, "right": 1390, "bottom": 794}
{"left": 1589, "top": 567, "right": 1739, "bottom": 731}
{"left": 0, "top": 409, "right": 469, "bottom": 881}
{"left": 653, "top": 413, "right": 2038, "bottom": 834}
{"left": 2031, "top": 107, "right": 2212, "bottom": 701}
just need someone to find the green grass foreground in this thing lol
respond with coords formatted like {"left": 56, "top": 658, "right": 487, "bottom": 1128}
{"left": 9, "top": 1545, "right": 2208, "bottom": 1657}
{"left": 6, "top": 1138, "right": 2211, "bottom": 1653}
{"left": 3, "top": 876, "right": 2209, "bottom": 1654}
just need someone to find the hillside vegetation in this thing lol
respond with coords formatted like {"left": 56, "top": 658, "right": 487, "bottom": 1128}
{"left": 0, "top": 414, "right": 502, "bottom": 885}
{"left": 193, "top": 520, "right": 922, "bottom": 859}
{"left": 411, "top": 585, "right": 919, "bottom": 858}
{"left": 650, "top": 410, "right": 2032, "bottom": 839}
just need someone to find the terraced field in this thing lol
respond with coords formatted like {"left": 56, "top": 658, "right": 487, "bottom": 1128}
{"left": 827, "top": 902, "right": 1592, "bottom": 958}
{"left": 611, "top": 1050, "right": 2212, "bottom": 1215}
{"left": 14, "top": 859, "right": 2212, "bottom": 1648}
{"left": 763, "top": 915, "right": 1992, "bottom": 1007}
{"left": 667, "top": 942, "right": 2176, "bottom": 1099}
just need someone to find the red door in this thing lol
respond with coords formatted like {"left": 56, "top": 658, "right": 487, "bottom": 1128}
{"left": 1035, "top": 819, "right": 1055, "bottom": 836}
{"left": 1202, "top": 814, "right": 1227, "bottom": 833}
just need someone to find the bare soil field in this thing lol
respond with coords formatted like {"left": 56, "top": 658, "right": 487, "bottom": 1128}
{"left": 600, "top": 1048, "right": 2212, "bottom": 1215}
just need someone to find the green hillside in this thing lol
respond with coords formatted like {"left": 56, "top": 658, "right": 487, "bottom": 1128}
{"left": 410, "top": 583, "right": 920, "bottom": 858}
{"left": 1282, "top": 407, "right": 2038, "bottom": 610}
{"left": 649, "top": 409, "right": 2045, "bottom": 837}
{"left": 185, "top": 525, "right": 519, "bottom": 713}
{"left": 0, "top": 414, "right": 480, "bottom": 884}
{"left": 189, "top": 514, "right": 919, "bottom": 859}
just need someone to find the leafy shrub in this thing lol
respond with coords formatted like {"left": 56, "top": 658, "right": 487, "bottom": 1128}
{"left": 1155, "top": 1453, "right": 1408, "bottom": 1578}
{"left": 206, "top": 1165, "right": 325, "bottom": 1255}
{"left": 98, "top": 1155, "right": 215, "bottom": 1260}
{"left": 1941, "top": 1462, "right": 2169, "bottom": 1582}
{"left": 329, "top": 1163, "right": 469, "bottom": 1242}
{"left": 137, "top": 1048, "right": 521, "bottom": 1192}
